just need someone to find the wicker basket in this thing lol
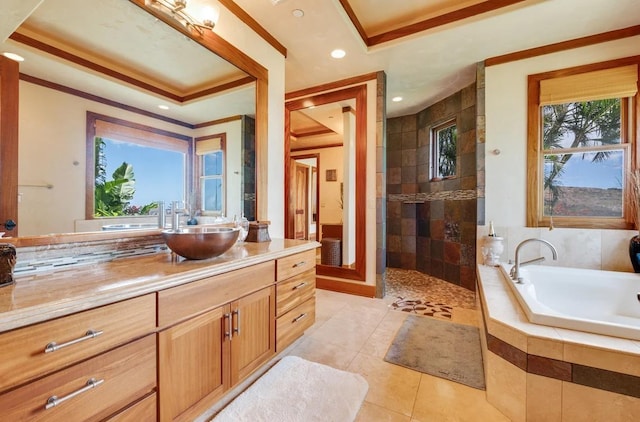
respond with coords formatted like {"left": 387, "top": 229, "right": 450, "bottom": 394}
{"left": 321, "top": 238, "right": 342, "bottom": 266}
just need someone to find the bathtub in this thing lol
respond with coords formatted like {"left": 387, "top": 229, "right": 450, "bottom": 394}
{"left": 498, "top": 263, "right": 640, "bottom": 340}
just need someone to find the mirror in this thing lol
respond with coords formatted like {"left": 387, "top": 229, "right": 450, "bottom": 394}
{"left": 285, "top": 85, "right": 366, "bottom": 281}
{"left": 0, "top": 0, "right": 264, "bottom": 239}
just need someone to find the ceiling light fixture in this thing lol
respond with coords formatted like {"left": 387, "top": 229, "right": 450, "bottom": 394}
{"left": 145, "top": 0, "right": 219, "bottom": 36}
{"left": 158, "top": 105, "right": 170, "bottom": 110}
{"left": 392, "top": 96, "right": 403, "bottom": 102}
{"left": 2, "top": 52, "right": 25, "bottom": 62}
{"left": 331, "top": 49, "right": 346, "bottom": 59}
{"left": 292, "top": 9, "right": 304, "bottom": 18}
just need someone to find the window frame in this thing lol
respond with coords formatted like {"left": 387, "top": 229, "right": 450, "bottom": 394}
{"left": 430, "top": 118, "right": 458, "bottom": 181}
{"left": 526, "top": 57, "right": 640, "bottom": 230}
{"left": 194, "top": 133, "right": 227, "bottom": 216}
{"left": 86, "top": 111, "right": 192, "bottom": 220}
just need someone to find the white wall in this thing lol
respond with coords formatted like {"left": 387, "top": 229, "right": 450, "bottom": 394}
{"left": 483, "top": 36, "right": 640, "bottom": 272}
{"left": 215, "top": 7, "right": 286, "bottom": 238}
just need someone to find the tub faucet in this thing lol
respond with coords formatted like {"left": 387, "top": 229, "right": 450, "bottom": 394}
{"left": 510, "top": 238, "right": 558, "bottom": 282}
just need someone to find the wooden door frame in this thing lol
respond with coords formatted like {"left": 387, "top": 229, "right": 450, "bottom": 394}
{"left": 293, "top": 162, "right": 309, "bottom": 240}
{"left": 290, "top": 153, "right": 320, "bottom": 241}
{"left": 284, "top": 85, "right": 367, "bottom": 281}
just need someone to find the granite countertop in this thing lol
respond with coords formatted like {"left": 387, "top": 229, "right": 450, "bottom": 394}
{"left": 0, "top": 239, "right": 319, "bottom": 333}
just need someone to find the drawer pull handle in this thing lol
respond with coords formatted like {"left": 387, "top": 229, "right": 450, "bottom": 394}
{"left": 293, "top": 313, "right": 308, "bottom": 323}
{"left": 232, "top": 309, "right": 241, "bottom": 336}
{"left": 45, "top": 378, "right": 104, "bottom": 410}
{"left": 45, "top": 329, "right": 103, "bottom": 353}
{"left": 292, "top": 261, "right": 306, "bottom": 268}
{"left": 224, "top": 313, "right": 232, "bottom": 341}
{"left": 293, "top": 282, "right": 307, "bottom": 290}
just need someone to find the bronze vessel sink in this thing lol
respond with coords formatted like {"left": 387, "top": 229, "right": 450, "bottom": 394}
{"left": 162, "top": 227, "right": 240, "bottom": 260}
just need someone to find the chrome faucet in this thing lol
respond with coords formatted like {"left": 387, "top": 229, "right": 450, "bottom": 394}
{"left": 510, "top": 238, "right": 558, "bottom": 282}
{"left": 171, "top": 201, "right": 187, "bottom": 231}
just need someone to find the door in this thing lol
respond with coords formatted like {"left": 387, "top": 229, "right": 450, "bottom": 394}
{"left": 230, "top": 286, "right": 275, "bottom": 385}
{"left": 158, "top": 305, "right": 230, "bottom": 422}
{"left": 294, "top": 163, "right": 309, "bottom": 240}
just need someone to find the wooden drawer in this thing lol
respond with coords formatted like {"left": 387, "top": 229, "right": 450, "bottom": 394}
{"left": 276, "top": 249, "right": 316, "bottom": 282}
{"left": 107, "top": 392, "right": 156, "bottom": 421}
{"left": 0, "top": 334, "right": 156, "bottom": 422}
{"left": 158, "top": 261, "right": 275, "bottom": 328}
{"left": 276, "top": 268, "right": 315, "bottom": 317}
{"left": 276, "top": 296, "right": 315, "bottom": 352}
{"left": 0, "top": 294, "right": 156, "bottom": 393}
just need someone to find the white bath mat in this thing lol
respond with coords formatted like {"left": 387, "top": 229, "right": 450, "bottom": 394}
{"left": 212, "top": 356, "right": 368, "bottom": 422}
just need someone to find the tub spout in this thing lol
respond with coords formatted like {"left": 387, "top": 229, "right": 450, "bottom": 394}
{"left": 510, "top": 238, "right": 558, "bottom": 282}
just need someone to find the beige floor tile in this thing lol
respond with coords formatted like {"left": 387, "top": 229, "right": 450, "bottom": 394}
{"left": 309, "top": 313, "right": 378, "bottom": 351}
{"left": 451, "top": 307, "right": 479, "bottom": 327}
{"left": 360, "top": 325, "right": 398, "bottom": 359}
{"left": 288, "top": 336, "right": 359, "bottom": 370}
{"left": 333, "top": 303, "right": 389, "bottom": 326}
{"left": 359, "top": 309, "right": 409, "bottom": 358}
{"left": 348, "top": 353, "right": 421, "bottom": 417}
{"left": 355, "top": 401, "right": 411, "bottom": 421}
{"left": 412, "top": 374, "right": 510, "bottom": 422}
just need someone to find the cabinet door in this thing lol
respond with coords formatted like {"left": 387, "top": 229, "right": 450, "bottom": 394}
{"left": 158, "top": 306, "right": 230, "bottom": 422}
{"left": 230, "top": 286, "right": 275, "bottom": 386}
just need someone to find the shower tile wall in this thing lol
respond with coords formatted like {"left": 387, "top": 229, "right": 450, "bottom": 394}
{"left": 387, "top": 83, "right": 478, "bottom": 291}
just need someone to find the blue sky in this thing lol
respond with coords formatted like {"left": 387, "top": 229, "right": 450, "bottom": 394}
{"left": 103, "top": 139, "right": 185, "bottom": 207}
{"left": 545, "top": 150, "right": 623, "bottom": 189}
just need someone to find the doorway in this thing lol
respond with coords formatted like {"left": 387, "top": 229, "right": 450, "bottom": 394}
{"left": 291, "top": 155, "right": 319, "bottom": 241}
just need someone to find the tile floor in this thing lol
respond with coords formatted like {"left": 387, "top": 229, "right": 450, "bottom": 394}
{"left": 282, "top": 269, "right": 510, "bottom": 421}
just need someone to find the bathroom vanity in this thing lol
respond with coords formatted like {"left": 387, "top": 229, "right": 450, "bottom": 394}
{"left": 0, "top": 239, "right": 318, "bottom": 421}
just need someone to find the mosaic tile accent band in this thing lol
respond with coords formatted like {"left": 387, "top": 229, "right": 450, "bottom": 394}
{"left": 388, "top": 190, "right": 477, "bottom": 202}
{"left": 13, "top": 236, "right": 166, "bottom": 276}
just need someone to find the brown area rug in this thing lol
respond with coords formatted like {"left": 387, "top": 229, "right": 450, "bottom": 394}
{"left": 384, "top": 315, "right": 485, "bottom": 390}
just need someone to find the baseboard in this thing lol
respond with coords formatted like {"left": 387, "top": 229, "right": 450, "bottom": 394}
{"left": 316, "top": 277, "right": 376, "bottom": 297}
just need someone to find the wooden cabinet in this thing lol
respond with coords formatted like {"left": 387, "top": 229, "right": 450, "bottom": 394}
{"left": 0, "top": 294, "right": 156, "bottom": 393}
{"left": 275, "top": 250, "right": 317, "bottom": 351}
{"left": 276, "top": 295, "right": 315, "bottom": 351}
{"left": 230, "top": 286, "right": 275, "bottom": 386}
{"left": 158, "top": 305, "right": 228, "bottom": 422}
{"left": 0, "top": 294, "right": 157, "bottom": 421}
{"left": 0, "top": 334, "right": 156, "bottom": 422}
{"left": 107, "top": 393, "right": 157, "bottom": 421}
{"left": 158, "top": 264, "right": 276, "bottom": 422}
{"left": 0, "top": 245, "right": 317, "bottom": 422}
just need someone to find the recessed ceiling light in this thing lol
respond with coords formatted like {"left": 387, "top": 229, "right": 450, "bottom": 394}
{"left": 292, "top": 9, "right": 304, "bottom": 18}
{"left": 331, "top": 49, "right": 346, "bottom": 59}
{"left": 392, "top": 96, "right": 403, "bottom": 102}
{"left": 158, "top": 105, "right": 170, "bottom": 110}
{"left": 2, "top": 52, "right": 24, "bottom": 62}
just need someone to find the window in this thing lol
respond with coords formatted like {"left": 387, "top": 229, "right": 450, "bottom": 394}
{"left": 527, "top": 59, "right": 639, "bottom": 229}
{"left": 87, "top": 112, "right": 190, "bottom": 219}
{"left": 431, "top": 120, "right": 457, "bottom": 180}
{"left": 196, "top": 134, "right": 226, "bottom": 214}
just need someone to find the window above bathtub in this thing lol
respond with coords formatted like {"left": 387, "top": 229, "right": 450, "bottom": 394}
{"left": 526, "top": 57, "right": 639, "bottom": 230}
